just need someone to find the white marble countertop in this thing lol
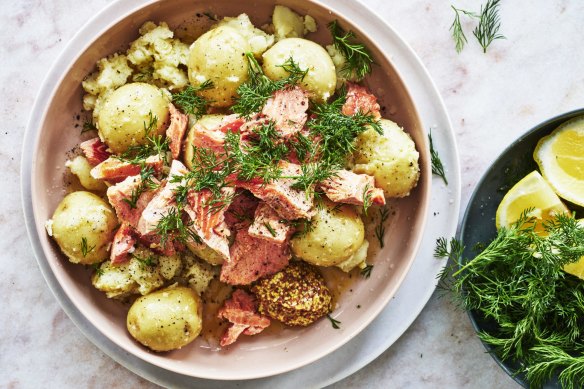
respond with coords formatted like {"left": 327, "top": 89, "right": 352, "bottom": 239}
{"left": 3, "top": 0, "right": 583, "bottom": 387}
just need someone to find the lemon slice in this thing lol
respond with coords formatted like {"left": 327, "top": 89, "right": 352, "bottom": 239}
{"left": 534, "top": 116, "right": 584, "bottom": 207}
{"left": 495, "top": 171, "right": 569, "bottom": 232}
{"left": 562, "top": 219, "right": 584, "bottom": 279}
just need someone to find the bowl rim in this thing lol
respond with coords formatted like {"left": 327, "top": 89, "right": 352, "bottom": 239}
{"left": 21, "top": 0, "right": 447, "bottom": 382}
{"left": 458, "top": 107, "right": 584, "bottom": 388}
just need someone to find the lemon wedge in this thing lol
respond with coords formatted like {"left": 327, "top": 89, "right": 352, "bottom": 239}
{"left": 495, "top": 171, "right": 569, "bottom": 233}
{"left": 562, "top": 219, "right": 584, "bottom": 280}
{"left": 534, "top": 116, "right": 584, "bottom": 207}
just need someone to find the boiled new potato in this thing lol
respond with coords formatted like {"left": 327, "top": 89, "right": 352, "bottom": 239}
{"left": 65, "top": 155, "right": 107, "bottom": 192}
{"left": 262, "top": 38, "right": 336, "bottom": 102}
{"left": 353, "top": 119, "right": 420, "bottom": 198}
{"left": 127, "top": 286, "right": 203, "bottom": 351}
{"left": 183, "top": 114, "right": 225, "bottom": 169}
{"left": 92, "top": 260, "right": 137, "bottom": 299}
{"left": 49, "top": 191, "right": 118, "bottom": 265}
{"left": 272, "top": 5, "right": 304, "bottom": 40}
{"left": 187, "top": 25, "right": 251, "bottom": 107}
{"left": 215, "top": 14, "right": 274, "bottom": 57}
{"left": 97, "top": 82, "right": 170, "bottom": 154}
{"left": 291, "top": 200, "right": 364, "bottom": 266}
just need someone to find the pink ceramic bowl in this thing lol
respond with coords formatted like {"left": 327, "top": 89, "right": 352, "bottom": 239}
{"left": 23, "top": 0, "right": 430, "bottom": 380}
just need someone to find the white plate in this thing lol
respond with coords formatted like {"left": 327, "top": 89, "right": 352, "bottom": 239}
{"left": 21, "top": 0, "right": 460, "bottom": 386}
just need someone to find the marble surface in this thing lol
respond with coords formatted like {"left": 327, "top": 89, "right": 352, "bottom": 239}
{"left": 3, "top": 0, "right": 583, "bottom": 387}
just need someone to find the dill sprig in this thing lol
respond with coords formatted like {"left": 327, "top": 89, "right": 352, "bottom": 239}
{"left": 154, "top": 206, "right": 201, "bottom": 246}
{"left": 91, "top": 263, "right": 104, "bottom": 277}
{"left": 118, "top": 112, "right": 170, "bottom": 165}
{"left": 225, "top": 122, "right": 289, "bottom": 183}
{"left": 375, "top": 206, "right": 390, "bottom": 248}
{"left": 360, "top": 264, "right": 373, "bottom": 279}
{"left": 450, "top": 1, "right": 504, "bottom": 54}
{"left": 263, "top": 222, "right": 277, "bottom": 237}
{"left": 231, "top": 54, "right": 308, "bottom": 118}
{"left": 429, "top": 130, "right": 448, "bottom": 185}
{"left": 437, "top": 213, "right": 584, "bottom": 388}
{"left": 81, "top": 120, "right": 97, "bottom": 134}
{"left": 175, "top": 145, "right": 231, "bottom": 206}
{"left": 328, "top": 20, "right": 373, "bottom": 81}
{"left": 327, "top": 314, "right": 341, "bottom": 329}
{"left": 132, "top": 253, "right": 157, "bottom": 269}
{"left": 473, "top": 0, "right": 505, "bottom": 53}
{"left": 292, "top": 90, "right": 382, "bottom": 191}
{"left": 172, "top": 80, "right": 213, "bottom": 118}
{"left": 121, "top": 166, "right": 159, "bottom": 209}
{"left": 80, "top": 237, "right": 95, "bottom": 257}
{"left": 362, "top": 184, "right": 373, "bottom": 216}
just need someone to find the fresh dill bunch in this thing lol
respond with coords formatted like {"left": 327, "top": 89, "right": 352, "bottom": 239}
{"left": 429, "top": 130, "right": 448, "bottom": 185}
{"left": 328, "top": 20, "right": 374, "bottom": 81}
{"left": 449, "top": 1, "right": 504, "bottom": 53}
{"left": 231, "top": 53, "right": 307, "bottom": 118}
{"left": 437, "top": 213, "right": 584, "bottom": 388}
{"left": 172, "top": 80, "right": 213, "bottom": 118}
{"left": 224, "top": 123, "right": 288, "bottom": 183}
{"left": 473, "top": 0, "right": 505, "bottom": 53}
{"left": 308, "top": 90, "right": 381, "bottom": 167}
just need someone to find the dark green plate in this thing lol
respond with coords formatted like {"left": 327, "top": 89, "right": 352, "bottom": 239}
{"left": 458, "top": 109, "right": 584, "bottom": 388}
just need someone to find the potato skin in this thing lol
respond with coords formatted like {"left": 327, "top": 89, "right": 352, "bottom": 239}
{"left": 50, "top": 191, "right": 118, "bottom": 265}
{"left": 127, "top": 286, "right": 203, "bottom": 352}
{"left": 187, "top": 25, "right": 251, "bottom": 107}
{"left": 262, "top": 38, "right": 336, "bottom": 102}
{"left": 183, "top": 114, "right": 226, "bottom": 169}
{"left": 97, "top": 82, "right": 169, "bottom": 154}
{"left": 353, "top": 119, "right": 420, "bottom": 198}
{"left": 291, "top": 200, "right": 364, "bottom": 266}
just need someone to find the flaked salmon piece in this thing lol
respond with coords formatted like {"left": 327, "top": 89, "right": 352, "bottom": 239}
{"left": 220, "top": 229, "right": 290, "bottom": 285}
{"left": 136, "top": 160, "right": 188, "bottom": 236}
{"left": 80, "top": 137, "right": 110, "bottom": 166}
{"left": 248, "top": 202, "right": 292, "bottom": 245}
{"left": 319, "top": 169, "right": 386, "bottom": 206}
{"left": 190, "top": 114, "right": 245, "bottom": 155}
{"left": 261, "top": 86, "right": 309, "bottom": 138}
{"left": 110, "top": 223, "right": 136, "bottom": 264}
{"left": 137, "top": 232, "right": 177, "bottom": 257}
{"left": 107, "top": 175, "right": 159, "bottom": 228}
{"left": 233, "top": 161, "right": 315, "bottom": 220}
{"left": 167, "top": 103, "right": 188, "bottom": 160}
{"left": 224, "top": 190, "right": 259, "bottom": 229}
{"left": 342, "top": 83, "right": 381, "bottom": 119}
{"left": 219, "top": 114, "right": 246, "bottom": 133}
{"left": 218, "top": 289, "right": 270, "bottom": 347}
{"left": 90, "top": 155, "right": 163, "bottom": 182}
{"left": 186, "top": 187, "right": 234, "bottom": 239}
{"left": 183, "top": 187, "right": 234, "bottom": 262}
